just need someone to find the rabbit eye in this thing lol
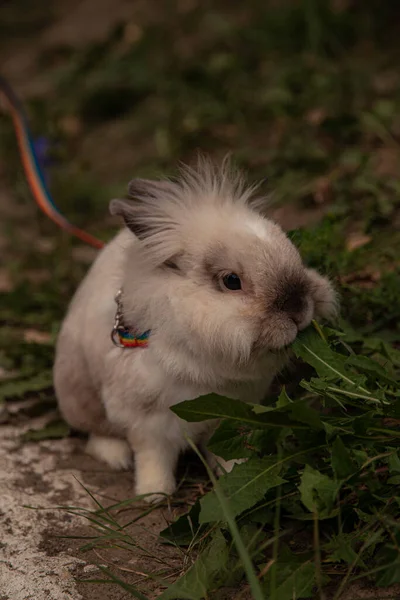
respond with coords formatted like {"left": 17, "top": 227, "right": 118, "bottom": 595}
{"left": 222, "top": 273, "right": 242, "bottom": 290}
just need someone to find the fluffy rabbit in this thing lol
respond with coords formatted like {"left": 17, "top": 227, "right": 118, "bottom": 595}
{"left": 54, "top": 158, "right": 337, "bottom": 501}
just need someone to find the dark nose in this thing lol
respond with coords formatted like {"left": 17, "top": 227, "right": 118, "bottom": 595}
{"left": 275, "top": 279, "right": 309, "bottom": 322}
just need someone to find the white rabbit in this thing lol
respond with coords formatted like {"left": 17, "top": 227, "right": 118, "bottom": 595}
{"left": 54, "top": 157, "right": 337, "bottom": 501}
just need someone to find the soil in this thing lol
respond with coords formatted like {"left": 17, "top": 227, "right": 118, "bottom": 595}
{"left": 0, "top": 404, "right": 206, "bottom": 600}
{"left": 2, "top": 412, "right": 400, "bottom": 600}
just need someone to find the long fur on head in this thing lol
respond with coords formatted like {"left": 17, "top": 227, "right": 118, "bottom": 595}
{"left": 110, "top": 156, "right": 338, "bottom": 379}
{"left": 110, "top": 155, "right": 264, "bottom": 265}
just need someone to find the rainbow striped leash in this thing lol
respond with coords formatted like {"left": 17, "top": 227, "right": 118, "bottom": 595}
{"left": 0, "top": 77, "right": 150, "bottom": 349}
{"left": 0, "top": 75, "right": 104, "bottom": 249}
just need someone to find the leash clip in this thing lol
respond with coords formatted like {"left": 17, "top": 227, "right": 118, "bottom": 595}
{"left": 111, "top": 289, "right": 126, "bottom": 348}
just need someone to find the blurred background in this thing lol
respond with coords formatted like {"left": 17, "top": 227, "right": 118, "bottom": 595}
{"left": 1, "top": 5, "right": 400, "bottom": 598}
{"left": 1, "top": 0, "right": 400, "bottom": 379}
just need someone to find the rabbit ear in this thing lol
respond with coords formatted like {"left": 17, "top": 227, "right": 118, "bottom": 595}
{"left": 109, "top": 197, "right": 148, "bottom": 238}
{"left": 128, "top": 178, "right": 177, "bottom": 200}
{"left": 109, "top": 178, "right": 184, "bottom": 264}
{"left": 109, "top": 178, "right": 178, "bottom": 240}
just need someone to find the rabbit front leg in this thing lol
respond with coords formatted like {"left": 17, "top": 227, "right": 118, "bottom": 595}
{"left": 127, "top": 411, "right": 184, "bottom": 503}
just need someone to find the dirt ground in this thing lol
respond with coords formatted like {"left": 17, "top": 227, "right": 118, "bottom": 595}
{"left": 0, "top": 398, "right": 208, "bottom": 600}
{"left": 2, "top": 409, "right": 400, "bottom": 600}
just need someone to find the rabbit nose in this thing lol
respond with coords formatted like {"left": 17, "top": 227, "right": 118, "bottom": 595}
{"left": 282, "top": 296, "right": 306, "bottom": 326}
{"left": 275, "top": 279, "right": 309, "bottom": 323}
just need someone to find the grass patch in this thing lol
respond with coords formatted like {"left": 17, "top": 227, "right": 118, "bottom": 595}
{"left": 43, "top": 321, "right": 400, "bottom": 599}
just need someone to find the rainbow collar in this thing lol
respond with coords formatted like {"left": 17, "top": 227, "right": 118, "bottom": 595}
{"left": 111, "top": 289, "right": 150, "bottom": 349}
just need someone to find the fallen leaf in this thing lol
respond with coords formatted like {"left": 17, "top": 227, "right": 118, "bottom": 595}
{"left": 346, "top": 233, "right": 372, "bottom": 251}
{"left": 24, "top": 269, "right": 51, "bottom": 284}
{"left": 331, "top": 0, "right": 353, "bottom": 12}
{"left": 313, "top": 176, "right": 333, "bottom": 205}
{"left": 373, "top": 70, "right": 400, "bottom": 94}
{"left": 177, "top": 0, "right": 198, "bottom": 13}
{"left": 36, "top": 238, "right": 56, "bottom": 253}
{"left": 71, "top": 245, "right": 98, "bottom": 263}
{"left": 0, "top": 269, "right": 13, "bottom": 292}
{"left": 24, "top": 329, "right": 52, "bottom": 344}
{"left": 373, "top": 147, "right": 400, "bottom": 177}
{"left": 59, "top": 115, "right": 82, "bottom": 137}
{"left": 123, "top": 22, "right": 143, "bottom": 44}
{"left": 339, "top": 267, "right": 381, "bottom": 288}
{"left": 0, "top": 367, "right": 18, "bottom": 381}
{"left": 306, "top": 107, "right": 327, "bottom": 126}
{"left": 271, "top": 204, "right": 327, "bottom": 231}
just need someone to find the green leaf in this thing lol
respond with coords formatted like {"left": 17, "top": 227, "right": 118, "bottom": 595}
{"left": 293, "top": 328, "right": 386, "bottom": 406}
{"left": 388, "top": 453, "right": 400, "bottom": 474}
{"left": 299, "top": 466, "right": 341, "bottom": 518}
{"left": 276, "top": 387, "right": 292, "bottom": 407}
{"left": 325, "top": 532, "right": 366, "bottom": 568}
{"left": 292, "top": 327, "right": 351, "bottom": 382}
{"left": 159, "top": 529, "right": 228, "bottom": 600}
{"left": 387, "top": 476, "right": 400, "bottom": 485}
{"left": 239, "top": 522, "right": 268, "bottom": 551}
{"left": 285, "top": 399, "right": 323, "bottom": 430}
{"left": 207, "top": 420, "right": 254, "bottom": 461}
{"left": 0, "top": 370, "right": 53, "bottom": 402}
{"left": 264, "top": 545, "right": 315, "bottom": 600}
{"left": 346, "top": 354, "right": 397, "bottom": 385}
{"left": 200, "top": 457, "right": 286, "bottom": 523}
{"left": 246, "top": 505, "right": 274, "bottom": 526}
{"left": 303, "top": 376, "right": 388, "bottom": 407}
{"left": 271, "top": 561, "right": 315, "bottom": 600}
{"left": 22, "top": 418, "right": 70, "bottom": 442}
{"left": 376, "top": 544, "right": 400, "bottom": 587}
{"left": 331, "top": 437, "right": 355, "bottom": 479}
{"left": 160, "top": 501, "right": 202, "bottom": 547}
{"left": 172, "top": 394, "right": 310, "bottom": 429}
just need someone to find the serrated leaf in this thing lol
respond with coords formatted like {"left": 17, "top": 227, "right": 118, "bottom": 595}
{"left": 292, "top": 327, "right": 351, "bottom": 382}
{"left": 207, "top": 421, "right": 254, "bottom": 461}
{"left": 200, "top": 457, "right": 286, "bottom": 523}
{"left": 247, "top": 505, "right": 274, "bottom": 525}
{"left": 159, "top": 529, "right": 228, "bottom": 600}
{"left": 276, "top": 387, "right": 292, "bottom": 407}
{"left": 325, "top": 532, "right": 366, "bottom": 568}
{"left": 239, "top": 523, "right": 267, "bottom": 550}
{"left": 386, "top": 399, "right": 400, "bottom": 418}
{"left": 172, "top": 395, "right": 310, "bottom": 429}
{"left": 292, "top": 328, "right": 388, "bottom": 406}
{"left": 375, "top": 544, "right": 400, "bottom": 587}
{"left": 160, "top": 501, "right": 202, "bottom": 547}
{"left": 303, "top": 376, "right": 388, "bottom": 407}
{"left": 270, "top": 562, "right": 315, "bottom": 600}
{"left": 388, "top": 453, "right": 400, "bottom": 474}
{"left": 346, "top": 354, "right": 397, "bottom": 385}
{"left": 299, "top": 466, "right": 341, "bottom": 517}
{"left": 331, "top": 437, "right": 355, "bottom": 479}
{"left": 387, "top": 476, "right": 400, "bottom": 484}
{"left": 263, "top": 545, "right": 315, "bottom": 600}
{"left": 354, "top": 508, "right": 377, "bottom": 524}
{"left": 286, "top": 398, "right": 323, "bottom": 430}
